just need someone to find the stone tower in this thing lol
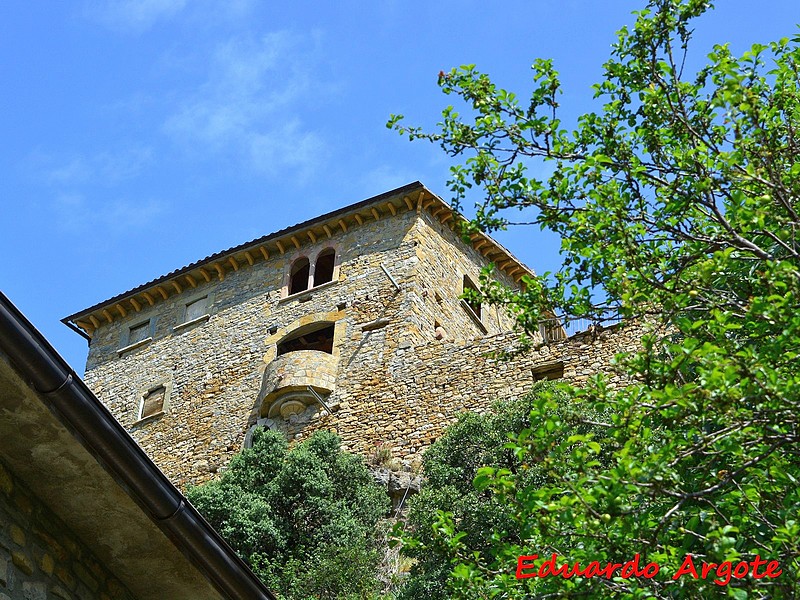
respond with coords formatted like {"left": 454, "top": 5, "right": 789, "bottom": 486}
{"left": 63, "top": 182, "right": 635, "bottom": 488}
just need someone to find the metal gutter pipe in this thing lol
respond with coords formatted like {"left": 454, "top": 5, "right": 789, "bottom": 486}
{"left": 0, "top": 292, "right": 276, "bottom": 600}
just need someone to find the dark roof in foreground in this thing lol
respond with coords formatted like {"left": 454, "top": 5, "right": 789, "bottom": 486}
{"left": 0, "top": 291, "right": 276, "bottom": 600}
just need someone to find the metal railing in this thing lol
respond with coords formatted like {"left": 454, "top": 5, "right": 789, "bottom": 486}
{"left": 538, "top": 311, "right": 623, "bottom": 342}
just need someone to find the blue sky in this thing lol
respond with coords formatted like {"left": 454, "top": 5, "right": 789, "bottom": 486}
{"left": 2, "top": 1, "right": 798, "bottom": 372}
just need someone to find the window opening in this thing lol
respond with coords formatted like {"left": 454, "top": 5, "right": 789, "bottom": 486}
{"left": 129, "top": 321, "right": 150, "bottom": 345}
{"left": 185, "top": 296, "right": 208, "bottom": 322}
{"left": 540, "top": 319, "right": 566, "bottom": 342}
{"left": 532, "top": 361, "right": 564, "bottom": 381}
{"left": 289, "top": 257, "right": 310, "bottom": 295}
{"left": 463, "top": 275, "right": 482, "bottom": 318}
{"left": 314, "top": 248, "right": 335, "bottom": 286}
{"left": 140, "top": 385, "right": 165, "bottom": 419}
{"left": 277, "top": 323, "right": 335, "bottom": 355}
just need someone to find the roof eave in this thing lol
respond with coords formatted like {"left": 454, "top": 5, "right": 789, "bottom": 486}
{"left": 63, "top": 182, "right": 535, "bottom": 336}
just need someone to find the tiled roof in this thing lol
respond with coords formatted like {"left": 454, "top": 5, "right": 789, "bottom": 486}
{"left": 63, "top": 182, "right": 533, "bottom": 335}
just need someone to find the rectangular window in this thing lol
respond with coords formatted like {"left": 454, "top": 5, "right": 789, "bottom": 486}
{"left": 462, "top": 275, "right": 482, "bottom": 318}
{"left": 532, "top": 361, "right": 564, "bottom": 381}
{"left": 185, "top": 296, "right": 208, "bottom": 322}
{"left": 129, "top": 321, "right": 150, "bottom": 345}
{"left": 538, "top": 316, "right": 566, "bottom": 342}
{"left": 118, "top": 319, "right": 154, "bottom": 355}
{"left": 461, "top": 275, "right": 487, "bottom": 333}
{"left": 140, "top": 386, "right": 166, "bottom": 420}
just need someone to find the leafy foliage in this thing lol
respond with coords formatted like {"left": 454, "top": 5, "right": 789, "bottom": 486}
{"left": 398, "top": 382, "right": 607, "bottom": 600}
{"left": 391, "top": 0, "right": 800, "bottom": 597}
{"left": 188, "top": 429, "right": 389, "bottom": 599}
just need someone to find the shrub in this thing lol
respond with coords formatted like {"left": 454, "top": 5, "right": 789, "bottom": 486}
{"left": 188, "top": 429, "right": 389, "bottom": 599}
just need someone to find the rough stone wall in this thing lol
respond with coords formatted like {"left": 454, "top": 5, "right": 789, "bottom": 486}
{"left": 81, "top": 206, "right": 638, "bottom": 489}
{"left": 84, "top": 210, "right": 440, "bottom": 486}
{"left": 327, "top": 322, "right": 641, "bottom": 461}
{"left": 410, "top": 209, "right": 519, "bottom": 342}
{"left": 0, "top": 458, "right": 135, "bottom": 600}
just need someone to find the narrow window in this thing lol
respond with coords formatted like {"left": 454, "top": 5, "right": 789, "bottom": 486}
{"left": 140, "top": 385, "right": 166, "bottom": 419}
{"left": 185, "top": 296, "right": 208, "bottom": 322}
{"left": 129, "top": 321, "right": 150, "bottom": 345}
{"left": 277, "top": 323, "right": 335, "bottom": 355}
{"left": 313, "top": 248, "right": 336, "bottom": 286}
{"left": 462, "top": 275, "right": 482, "bottom": 318}
{"left": 289, "top": 257, "right": 310, "bottom": 295}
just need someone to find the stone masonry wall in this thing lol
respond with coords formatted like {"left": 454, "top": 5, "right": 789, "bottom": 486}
{"left": 323, "top": 322, "right": 641, "bottom": 461}
{"left": 81, "top": 204, "right": 640, "bottom": 489}
{"left": 84, "top": 209, "right": 440, "bottom": 487}
{"left": 0, "top": 458, "right": 135, "bottom": 600}
{"left": 406, "top": 210, "right": 519, "bottom": 344}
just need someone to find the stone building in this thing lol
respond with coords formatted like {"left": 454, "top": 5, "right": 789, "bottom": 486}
{"left": 63, "top": 182, "right": 637, "bottom": 489}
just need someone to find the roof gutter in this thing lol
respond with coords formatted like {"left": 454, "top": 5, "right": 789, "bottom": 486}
{"left": 0, "top": 292, "right": 275, "bottom": 600}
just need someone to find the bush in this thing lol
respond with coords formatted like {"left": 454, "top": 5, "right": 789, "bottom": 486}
{"left": 188, "top": 429, "right": 389, "bottom": 599}
{"left": 398, "top": 381, "right": 605, "bottom": 599}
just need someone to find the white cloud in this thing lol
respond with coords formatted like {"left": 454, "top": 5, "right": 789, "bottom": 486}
{"left": 248, "top": 121, "right": 326, "bottom": 179}
{"left": 87, "top": 0, "right": 255, "bottom": 33}
{"left": 359, "top": 165, "right": 420, "bottom": 197}
{"left": 107, "top": 197, "right": 165, "bottom": 228}
{"left": 89, "top": 0, "right": 188, "bottom": 31}
{"left": 47, "top": 159, "right": 92, "bottom": 186}
{"left": 44, "top": 147, "right": 153, "bottom": 186}
{"left": 36, "top": 147, "right": 161, "bottom": 234}
{"left": 163, "top": 31, "right": 328, "bottom": 178}
{"left": 53, "top": 192, "right": 165, "bottom": 233}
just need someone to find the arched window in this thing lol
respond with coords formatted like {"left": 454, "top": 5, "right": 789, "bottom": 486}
{"left": 289, "top": 257, "right": 310, "bottom": 295}
{"left": 277, "top": 322, "right": 335, "bottom": 355}
{"left": 313, "top": 248, "right": 336, "bottom": 286}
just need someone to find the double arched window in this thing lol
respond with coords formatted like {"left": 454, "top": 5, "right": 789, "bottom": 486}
{"left": 287, "top": 248, "right": 338, "bottom": 296}
{"left": 289, "top": 257, "right": 311, "bottom": 295}
{"left": 314, "top": 248, "right": 335, "bottom": 286}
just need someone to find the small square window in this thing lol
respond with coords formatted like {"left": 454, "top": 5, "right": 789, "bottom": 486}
{"left": 185, "top": 296, "right": 208, "bottom": 322}
{"left": 140, "top": 386, "right": 166, "bottom": 420}
{"left": 129, "top": 321, "right": 150, "bottom": 345}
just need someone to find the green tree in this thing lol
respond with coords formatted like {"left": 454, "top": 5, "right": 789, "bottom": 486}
{"left": 398, "top": 382, "right": 608, "bottom": 600}
{"left": 390, "top": 0, "right": 800, "bottom": 597}
{"left": 187, "top": 429, "right": 389, "bottom": 599}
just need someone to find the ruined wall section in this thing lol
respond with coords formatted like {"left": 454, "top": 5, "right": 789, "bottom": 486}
{"left": 322, "top": 322, "right": 642, "bottom": 462}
